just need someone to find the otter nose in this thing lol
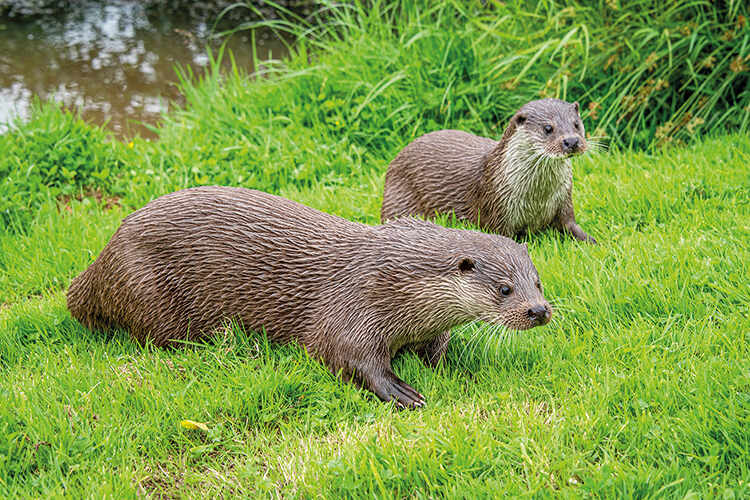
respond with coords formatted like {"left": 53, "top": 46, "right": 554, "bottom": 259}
{"left": 562, "top": 136, "right": 580, "bottom": 154}
{"left": 527, "top": 304, "right": 551, "bottom": 326}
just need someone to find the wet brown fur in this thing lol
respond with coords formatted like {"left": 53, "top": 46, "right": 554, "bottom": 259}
{"left": 381, "top": 98, "right": 596, "bottom": 243}
{"left": 67, "top": 186, "right": 550, "bottom": 407}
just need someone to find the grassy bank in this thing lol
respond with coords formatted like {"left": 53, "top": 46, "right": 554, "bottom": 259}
{"left": 0, "top": 129, "right": 750, "bottom": 498}
{"left": 1, "top": 0, "right": 749, "bottom": 497}
{"left": 1, "top": 131, "right": 748, "bottom": 496}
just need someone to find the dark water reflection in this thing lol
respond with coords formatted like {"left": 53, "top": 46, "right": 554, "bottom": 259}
{"left": 0, "top": 1, "right": 288, "bottom": 138}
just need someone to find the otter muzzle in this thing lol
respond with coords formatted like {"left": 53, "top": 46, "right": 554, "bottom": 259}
{"left": 527, "top": 304, "right": 551, "bottom": 326}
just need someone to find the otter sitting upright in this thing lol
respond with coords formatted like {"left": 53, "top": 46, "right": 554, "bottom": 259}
{"left": 381, "top": 98, "right": 596, "bottom": 243}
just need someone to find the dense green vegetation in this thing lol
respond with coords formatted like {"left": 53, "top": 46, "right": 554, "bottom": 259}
{"left": 2, "top": 0, "right": 748, "bottom": 231}
{"left": 242, "top": 0, "right": 749, "bottom": 147}
{"left": 0, "top": 0, "right": 748, "bottom": 497}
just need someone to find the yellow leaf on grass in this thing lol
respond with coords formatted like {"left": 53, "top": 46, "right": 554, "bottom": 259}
{"left": 180, "top": 420, "right": 209, "bottom": 431}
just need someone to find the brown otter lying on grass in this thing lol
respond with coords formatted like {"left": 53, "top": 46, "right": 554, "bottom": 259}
{"left": 67, "top": 186, "right": 551, "bottom": 408}
{"left": 382, "top": 98, "right": 596, "bottom": 243}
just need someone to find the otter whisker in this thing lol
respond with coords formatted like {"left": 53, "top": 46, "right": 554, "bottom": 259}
{"left": 585, "top": 135, "right": 609, "bottom": 142}
{"left": 495, "top": 324, "right": 512, "bottom": 344}
{"left": 585, "top": 140, "right": 608, "bottom": 154}
{"left": 468, "top": 323, "right": 488, "bottom": 364}
{"left": 489, "top": 324, "right": 513, "bottom": 361}
{"left": 548, "top": 297, "right": 576, "bottom": 313}
{"left": 470, "top": 322, "right": 493, "bottom": 363}
{"left": 481, "top": 325, "right": 497, "bottom": 362}
{"left": 461, "top": 321, "right": 497, "bottom": 366}
{"left": 550, "top": 299, "right": 573, "bottom": 312}
{"left": 455, "top": 323, "right": 481, "bottom": 367}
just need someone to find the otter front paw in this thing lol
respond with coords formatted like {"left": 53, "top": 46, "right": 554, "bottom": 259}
{"left": 565, "top": 222, "right": 597, "bottom": 244}
{"left": 414, "top": 330, "right": 450, "bottom": 367}
{"left": 578, "top": 231, "right": 597, "bottom": 244}
{"left": 371, "top": 372, "right": 425, "bottom": 409}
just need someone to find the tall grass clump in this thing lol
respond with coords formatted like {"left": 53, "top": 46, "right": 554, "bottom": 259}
{"left": 220, "top": 0, "right": 748, "bottom": 150}
{"left": 557, "top": 0, "right": 750, "bottom": 148}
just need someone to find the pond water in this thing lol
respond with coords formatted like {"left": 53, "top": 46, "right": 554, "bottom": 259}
{"left": 0, "top": 1, "right": 288, "bottom": 138}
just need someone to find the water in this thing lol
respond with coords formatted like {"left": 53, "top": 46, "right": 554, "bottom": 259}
{"left": 0, "top": 1, "right": 288, "bottom": 138}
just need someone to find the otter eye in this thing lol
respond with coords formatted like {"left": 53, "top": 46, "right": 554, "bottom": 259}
{"left": 544, "top": 124, "right": 553, "bottom": 134}
{"left": 574, "top": 121, "right": 580, "bottom": 130}
{"left": 535, "top": 280, "right": 542, "bottom": 290}
{"left": 500, "top": 285, "right": 512, "bottom": 296}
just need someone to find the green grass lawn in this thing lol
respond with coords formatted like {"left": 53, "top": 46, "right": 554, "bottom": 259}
{"left": 1, "top": 1, "right": 749, "bottom": 496}
{"left": 0, "top": 132, "right": 748, "bottom": 498}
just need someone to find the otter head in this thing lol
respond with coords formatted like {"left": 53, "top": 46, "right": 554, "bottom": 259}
{"left": 508, "top": 98, "right": 587, "bottom": 159}
{"left": 450, "top": 236, "right": 551, "bottom": 331}
{"left": 379, "top": 219, "right": 552, "bottom": 333}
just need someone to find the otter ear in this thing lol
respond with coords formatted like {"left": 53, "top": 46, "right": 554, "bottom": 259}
{"left": 515, "top": 113, "right": 527, "bottom": 125}
{"left": 573, "top": 101, "right": 580, "bottom": 113}
{"left": 458, "top": 258, "right": 476, "bottom": 273}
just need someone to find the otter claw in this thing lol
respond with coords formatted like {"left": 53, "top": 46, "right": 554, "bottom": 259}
{"left": 375, "top": 374, "right": 425, "bottom": 409}
{"left": 396, "top": 379, "right": 425, "bottom": 407}
{"left": 394, "top": 396, "right": 425, "bottom": 410}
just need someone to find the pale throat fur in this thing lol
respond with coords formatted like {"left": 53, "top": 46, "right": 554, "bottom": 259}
{"left": 478, "top": 128, "right": 572, "bottom": 236}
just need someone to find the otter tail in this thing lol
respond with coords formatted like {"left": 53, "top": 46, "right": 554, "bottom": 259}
{"left": 66, "top": 266, "right": 109, "bottom": 333}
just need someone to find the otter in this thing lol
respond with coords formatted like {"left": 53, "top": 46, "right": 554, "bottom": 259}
{"left": 67, "top": 186, "right": 551, "bottom": 408}
{"left": 381, "top": 98, "right": 596, "bottom": 243}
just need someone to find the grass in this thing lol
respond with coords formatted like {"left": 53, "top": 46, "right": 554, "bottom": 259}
{"left": 0, "top": 132, "right": 748, "bottom": 497}
{"left": 0, "top": 0, "right": 749, "bottom": 497}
